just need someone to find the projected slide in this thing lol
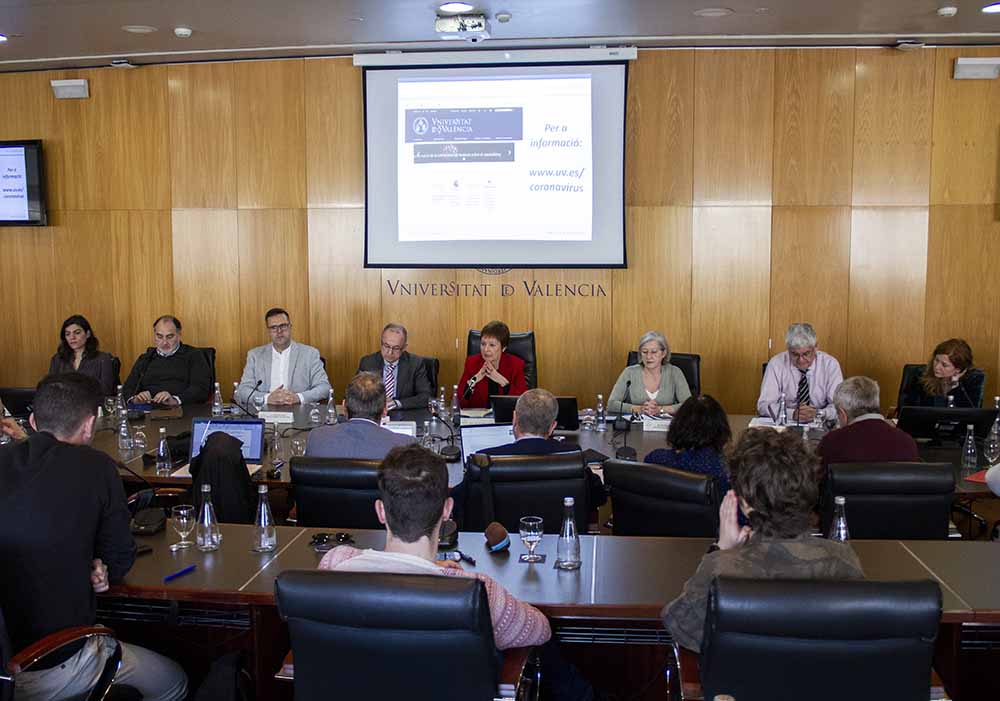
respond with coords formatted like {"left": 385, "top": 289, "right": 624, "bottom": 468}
{"left": 0, "top": 146, "right": 29, "bottom": 222}
{"left": 397, "top": 75, "right": 593, "bottom": 242}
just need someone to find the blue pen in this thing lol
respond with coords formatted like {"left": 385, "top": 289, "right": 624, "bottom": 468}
{"left": 163, "top": 564, "right": 196, "bottom": 582}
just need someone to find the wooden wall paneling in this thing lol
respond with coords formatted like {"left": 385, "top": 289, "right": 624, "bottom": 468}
{"left": 531, "top": 270, "right": 614, "bottom": 404}
{"left": 847, "top": 207, "right": 928, "bottom": 411}
{"left": 0, "top": 72, "right": 61, "bottom": 209}
{"left": 773, "top": 49, "right": 856, "bottom": 205}
{"left": 693, "top": 50, "right": 775, "bottom": 206}
{"left": 769, "top": 207, "right": 851, "bottom": 364}
{"left": 307, "top": 209, "right": 382, "bottom": 397}
{"left": 235, "top": 60, "right": 306, "bottom": 209}
{"left": 931, "top": 48, "right": 1000, "bottom": 205}
{"left": 51, "top": 70, "right": 107, "bottom": 210}
{"left": 613, "top": 206, "right": 692, "bottom": 367}
{"left": 236, "top": 209, "right": 311, "bottom": 362}
{"left": 691, "top": 207, "right": 772, "bottom": 414}
{"left": 454, "top": 270, "right": 535, "bottom": 374}
{"left": 0, "top": 228, "right": 57, "bottom": 386}
{"left": 167, "top": 63, "right": 237, "bottom": 208}
{"left": 381, "top": 270, "right": 458, "bottom": 393}
{"left": 852, "top": 48, "right": 934, "bottom": 206}
{"left": 924, "top": 205, "right": 1000, "bottom": 400}
{"left": 172, "top": 210, "right": 242, "bottom": 391}
{"left": 305, "top": 58, "right": 365, "bottom": 208}
{"left": 625, "top": 50, "right": 694, "bottom": 206}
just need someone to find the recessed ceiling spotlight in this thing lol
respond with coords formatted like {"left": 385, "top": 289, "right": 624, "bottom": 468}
{"left": 439, "top": 2, "right": 475, "bottom": 12}
{"left": 495, "top": 11, "right": 512, "bottom": 23}
{"left": 693, "top": 7, "right": 735, "bottom": 18}
{"left": 349, "top": 16, "right": 364, "bottom": 22}
{"left": 754, "top": 7, "right": 772, "bottom": 14}
{"left": 937, "top": 6, "right": 958, "bottom": 17}
{"left": 174, "top": 26, "right": 193, "bottom": 38}
{"left": 983, "top": 2, "right": 1000, "bottom": 13}
{"left": 121, "top": 25, "right": 158, "bottom": 34}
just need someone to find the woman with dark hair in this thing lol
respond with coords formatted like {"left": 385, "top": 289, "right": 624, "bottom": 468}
{"left": 662, "top": 429, "right": 864, "bottom": 652}
{"left": 644, "top": 395, "right": 731, "bottom": 493}
{"left": 48, "top": 315, "right": 117, "bottom": 396}
{"left": 458, "top": 320, "right": 528, "bottom": 409}
{"left": 901, "top": 338, "right": 985, "bottom": 408}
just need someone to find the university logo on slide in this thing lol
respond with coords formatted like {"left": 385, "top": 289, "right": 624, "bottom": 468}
{"left": 412, "top": 117, "right": 429, "bottom": 136}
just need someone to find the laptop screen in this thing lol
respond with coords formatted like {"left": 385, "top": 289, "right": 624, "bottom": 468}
{"left": 190, "top": 418, "right": 266, "bottom": 463}
{"left": 459, "top": 423, "right": 515, "bottom": 466}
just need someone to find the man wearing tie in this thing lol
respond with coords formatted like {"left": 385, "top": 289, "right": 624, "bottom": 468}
{"left": 236, "top": 308, "right": 331, "bottom": 406}
{"left": 357, "top": 323, "right": 433, "bottom": 411}
{"left": 757, "top": 322, "right": 843, "bottom": 423}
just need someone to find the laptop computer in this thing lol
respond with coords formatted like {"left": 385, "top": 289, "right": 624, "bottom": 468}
{"left": 490, "top": 395, "right": 580, "bottom": 431}
{"left": 0, "top": 388, "right": 35, "bottom": 419}
{"left": 190, "top": 417, "right": 266, "bottom": 463}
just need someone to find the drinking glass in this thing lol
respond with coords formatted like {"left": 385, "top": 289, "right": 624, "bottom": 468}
{"left": 170, "top": 504, "right": 195, "bottom": 551}
{"left": 579, "top": 408, "right": 596, "bottom": 431}
{"left": 132, "top": 429, "right": 148, "bottom": 452}
{"left": 518, "top": 516, "right": 544, "bottom": 563}
{"left": 291, "top": 437, "right": 306, "bottom": 457}
{"left": 253, "top": 394, "right": 265, "bottom": 414}
{"left": 103, "top": 396, "right": 117, "bottom": 417}
{"left": 308, "top": 407, "right": 321, "bottom": 424}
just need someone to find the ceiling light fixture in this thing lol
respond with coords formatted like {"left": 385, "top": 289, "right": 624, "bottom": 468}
{"left": 937, "top": 6, "right": 958, "bottom": 16}
{"left": 693, "top": 8, "right": 734, "bottom": 18}
{"left": 983, "top": 2, "right": 1000, "bottom": 13}
{"left": 121, "top": 25, "right": 157, "bottom": 34}
{"left": 174, "top": 26, "right": 193, "bottom": 38}
{"left": 439, "top": 2, "right": 475, "bottom": 13}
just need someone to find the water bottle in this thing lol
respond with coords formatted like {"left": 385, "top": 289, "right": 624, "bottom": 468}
{"left": 212, "top": 382, "right": 224, "bottom": 416}
{"left": 961, "top": 424, "right": 978, "bottom": 477}
{"left": 196, "top": 484, "right": 222, "bottom": 552}
{"left": 231, "top": 382, "right": 242, "bottom": 415}
{"left": 438, "top": 386, "right": 446, "bottom": 409}
{"left": 987, "top": 414, "right": 1000, "bottom": 465}
{"left": 777, "top": 392, "right": 788, "bottom": 426}
{"left": 947, "top": 394, "right": 955, "bottom": 408}
{"left": 325, "top": 388, "right": 337, "bottom": 425}
{"left": 555, "top": 497, "right": 582, "bottom": 570}
{"left": 828, "top": 495, "right": 850, "bottom": 542}
{"left": 252, "top": 484, "right": 277, "bottom": 552}
{"left": 115, "top": 384, "right": 126, "bottom": 417}
{"left": 116, "top": 414, "right": 133, "bottom": 452}
{"left": 596, "top": 394, "right": 607, "bottom": 432}
{"left": 451, "top": 385, "right": 461, "bottom": 428}
{"left": 420, "top": 420, "right": 434, "bottom": 449}
{"left": 994, "top": 396, "right": 999, "bottom": 410}
{"left": 155, "top": 427, "right": 172, "bottom": 476}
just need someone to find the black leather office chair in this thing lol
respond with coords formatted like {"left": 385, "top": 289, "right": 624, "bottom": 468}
{"left": 290, "top": 457, "right": 382, "bottom": 528}
{"left": 463, "top": 452, "right": 588, "bottom": 533}
{"left": 466, "top": 330, "right": 537, "bottom": 389}
{"left": 821, "top": 462, "right": 955, "bottom": 539}
{"left": 625, "top": 352, "right": 701, "bottom": 397}
{"left": 696, "top": 577, "right": 941, "bottom": 701}
{"left": 0, "top": 388, "right": 34, "bottom": 418}
{"left": 197, "top": 346, "right": 217, "bottom": 391}
{"left": 421, "top": 355, "right": 440, "bottom": 390}
{"left": 275, "top": 570, "right": 532, "bottom": 701}
{"left": 603, "top": 460, "right": 720, "bottom": 537}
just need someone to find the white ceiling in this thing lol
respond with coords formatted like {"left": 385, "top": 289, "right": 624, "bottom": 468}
{"left": 1, "top": 0, "right": 999, "bottom": 71}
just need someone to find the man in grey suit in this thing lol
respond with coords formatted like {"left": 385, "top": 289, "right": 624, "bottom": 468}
{"left": 236, "top": 308, "right": 331, "bottom": 406}
{"left": 357, "top": 323, "right": 433, "bottom": 411}
{"left": 305, "top": 372, "right": 415, "bottom": 459}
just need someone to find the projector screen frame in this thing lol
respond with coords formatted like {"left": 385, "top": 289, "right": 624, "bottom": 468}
{"left": 362, "top": 59, "right": 629, "bottom": 270}
{"left": 0, "top": 139, "right": 48, "bottom": 228}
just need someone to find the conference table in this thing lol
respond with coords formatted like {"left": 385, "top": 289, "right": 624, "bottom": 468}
{"left": 101, "top": 523, "right": 1000, "bottom": 700}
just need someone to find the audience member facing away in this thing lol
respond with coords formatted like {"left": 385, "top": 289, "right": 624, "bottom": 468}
{"left": 662, "top": 428, "right": 864, "bottom": 652}
{"left": 121, "top": 315, "right": 211, "bottom": 407}
{"left": 817, "top": 376, "right": 918, "bottom": 476}
{"left": 608, "top": 330, "right": 691, "bottom": 416}
{"left": 645, "top": 394, "right": 732, "bottom": 494}
{"left": 459, "top": 320, "right": 528, "bottom": 409}
{"left": 235, "top": 307, "right": 331, "bottom": 406}
{"left": 900, "top": 338, "right": 985, "bottom": 409}
{"left": 357, "top": 322, "right": 433, "bottom": 411}
{"left": 757, "top": 322, "right": 843, "bottom": 424}
{"left": 477, "top": 388, "right": 607, "bottom": 510}
{"left": 305, "top": 371, "right": 414, "bottom": 460}
{"left": 47, "top": 314, "right": 117, "bottom": 396}
{"left": 0, "top": 373, "right": 187, "bottom": 701}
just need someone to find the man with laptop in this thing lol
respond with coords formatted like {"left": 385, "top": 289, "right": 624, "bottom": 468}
{"left": 357, "top": 322, "right": 433, "bottom": 411}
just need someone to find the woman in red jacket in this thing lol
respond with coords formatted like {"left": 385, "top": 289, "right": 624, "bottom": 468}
{"left": 459, "top": 320, "right": 528, "bottom": 409}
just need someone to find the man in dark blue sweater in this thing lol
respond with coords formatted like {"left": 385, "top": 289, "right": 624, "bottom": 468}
{"left": 122, "top": 315, "right": 211, "bottom": 406}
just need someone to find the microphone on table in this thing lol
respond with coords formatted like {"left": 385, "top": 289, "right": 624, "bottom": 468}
{"left": 430, "top": 403, "right": 462, "bottom": 462}
{"left": 237, "top": 380, "right": 264, "bottom": 416}
{"left": 485, "top": 521, "right": 511, "bottom": 553}
{"left": 463, "top": 376, "right": 477, "bottom": 400}
{"left": 613, "top": 380, "right": 638, "bottom": 460}
{"left": 128, "top": 348, "right": 157, "bottom": 404}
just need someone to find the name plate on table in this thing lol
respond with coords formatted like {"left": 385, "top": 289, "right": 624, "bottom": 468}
{"left": 748, "top": 417, "right": 788, "bottom": 432}
{"left": 641, "top": 417, "right": 671, "bottom": 432}
{"left": 258, "top": 411, "right": 294, "bottom": 424}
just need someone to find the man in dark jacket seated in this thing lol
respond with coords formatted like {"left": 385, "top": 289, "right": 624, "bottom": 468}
{"left": 478, "top": 388, "right": 607, "bottom": 510}
{"left": 122, "top": 315, "right": 211, "bottom": 406}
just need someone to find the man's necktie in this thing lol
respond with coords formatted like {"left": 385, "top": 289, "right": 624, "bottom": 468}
{"left": 797, "top": 369, "right": 811, "bottom": 406}
{"left": 384, "top": 364, "right": 396, "bottom": 403}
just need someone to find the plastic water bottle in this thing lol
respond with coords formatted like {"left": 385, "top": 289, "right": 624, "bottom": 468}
{"left": 325, "top": 388, "right": 337, "bottom": 425}
{"left": 451, "top": 385, "right": 461, "bottom": 428}
{"left": 596, "top": 394, "right": 607, "bottom": 432}
{"left": 555, "top": 497, "right": 582, "bottom": 570}
{"left": 115, "top": 384, "right": 126, "bottom": 417}
{"left": 947, "top": 394, "right": 956, "bottom": 408}
{"left": 994, "top": 396, "right": 999, "bottom": 410}
{"left": 155, "top": 427, "right": 172, "bottom": 476}
{"left": 196, "top": 484, "right": 222, "bottom": 552}
{"left": 116, "top": 414, "right": 133, "bottom": 452}
{"left": 961, "top": 424, "right": 978, "bottom": 477}
{"left": 212, "top": 382, "right": 224, "bottom": 416}
{"left": 777, "top": 392, "right": 788, "bottom": 426}
{"left": 438, "top": 386, "right": 446, "bottom": 409}
{"left": 231, "top": 382, "right": 242, "bottom": 415}
{"left": 828, "top": 496, "right": 850, "bottom": 542}
{"left": 420, "top": 420, "right": 434, "bottom": 449}
{"left": 252, "top": 484, "right": 277, "bottom": 552}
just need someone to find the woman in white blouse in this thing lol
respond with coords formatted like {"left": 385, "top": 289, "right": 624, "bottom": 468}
{"left": 608, "top": 331, "right": 692, "bottom": 416}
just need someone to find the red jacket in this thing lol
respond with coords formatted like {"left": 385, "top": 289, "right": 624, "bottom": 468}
{"left": 458, "top": 353, "right": 528, "bottom": 409}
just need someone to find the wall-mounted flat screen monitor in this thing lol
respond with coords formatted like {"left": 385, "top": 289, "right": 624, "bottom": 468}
{"left": 0, "top": 140, "right": 47, "bottom": 227}
{"left": 363, "top": 62, "right": 627, "bottom": 268}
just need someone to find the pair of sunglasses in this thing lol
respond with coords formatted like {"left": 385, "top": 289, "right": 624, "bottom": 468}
{"left": 310, "top": 532, "right": 355, "bottom": 551}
